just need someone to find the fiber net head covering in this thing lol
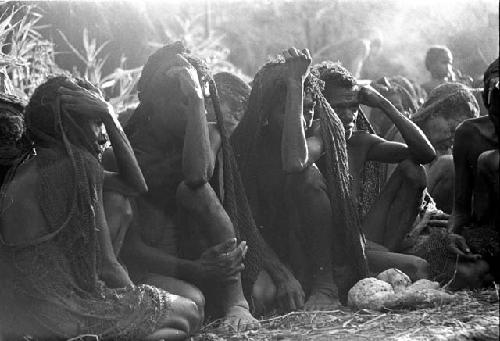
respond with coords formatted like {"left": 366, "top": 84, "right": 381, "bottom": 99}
{"left": 232, "top": 59, "right": 368, "bottom": 296}
{"left": 374, "top": 76, "right": 419, "bottom": 116}
{"left": 206, "top": 71, "right": 251, "bottom": 131}
{"left": 0, "top": 76, "right": 173, "bottom": 339}
{"left": 411, "top": 82, "right": 479, "bottom": 124}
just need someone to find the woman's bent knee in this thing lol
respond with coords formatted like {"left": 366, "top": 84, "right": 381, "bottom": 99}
{"left": 168, "top": 296, "right": 202, "bottom": 336}
{"left": 285, "top": 165, "right": 327, "bottom": 197}
{"left": 477, "top": 149, "right": 499, "bottom": 175}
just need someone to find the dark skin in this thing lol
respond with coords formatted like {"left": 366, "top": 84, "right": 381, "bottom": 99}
{"left": 312, "top": 78, "right": 438, "bottom": 280}
{"left": 451, "top": 75, "right": 499, "bottom": 233}
{"left": 255, "top": 48, "right": 430, "bottom": 309}
{"left": 122, "top": 54, "right": 306, "bottom": 317}
{"left": 323, "top": 83, "right": 436, "bottom": 247}
{"left": 251, "top": 48, "right": 338, "bottom": 311}
{"left": 121, "top": 54, "right": 260, "bottom": 330}
{"left": 323, "top": 82, "right": 475, "bottom": 262}
{"left": 446, "top": 75, "right": 499, "bottom": 287}
{"left": 0, "top": 87, "right": 202, "bottom": 340}
{"left": 385, "top": 94, "right": 479, "bottom": 214}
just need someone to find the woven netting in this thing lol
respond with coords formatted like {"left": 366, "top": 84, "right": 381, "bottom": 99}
{"left": 410, "top": 82, "right": 479, "bottom": 124}
{"left": 208, "top": 79, "right": 264, "bottom": 297}
{"left": 354, "top": 108, "right": 387, "bottom": 219}
{"left": 231, "top": 61, "right": 369, "bottom": 297}
{"left": 125, "top": 42, "right": 264, "bottom": 299}
{"left": 408, "top": 213, "right": 499, "bottom": 284}
{"left": 0, "top": 77, "right": 173, "bottom": 339}
{"left": 374, "top": 76, "right": 419, "bottom": 116}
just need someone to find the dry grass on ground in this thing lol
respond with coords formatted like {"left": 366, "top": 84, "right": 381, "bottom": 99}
{"left": 197, "top": 288, "right": 499, "bottom": 341}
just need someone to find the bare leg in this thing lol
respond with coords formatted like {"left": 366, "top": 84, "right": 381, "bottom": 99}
{"left": 363, "top": 159, "right": 426, "bottom": 251}
{"left": 176, "top": 182, "right": 258, "bottom": 329}
{"left": 144, "top": 294, "right": 201, "bottom": 341}
{"left": 474, "top": 149, "right": 499, "bottom": 227}
{"left": 140, "top": 274, "right": 205, "bottom": 318}
{"left": 285, "top": 165, "right": 340, "bottom": 310}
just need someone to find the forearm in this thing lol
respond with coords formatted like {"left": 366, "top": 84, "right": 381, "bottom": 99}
{"left": 450, "top": 140, "right": 473, "bottom": 233}
{"left": 450, "top": 178, "right": 473, "bottom": 233}
{"left": 124, "top": 242, "right": 203, "bottom": 283}
{"left": 378, "top": 99, "right": 436, "bottom": 164}
{"left": 208, "top": 123, "right": 222, "bottom": 161}
{"left": 183, "top": 98, "right": 214, "bottom": 187}
{"left": 103, "top": 114, "right": 147, "bottom": 193}
{"left": 281, "top": 79, "right": 309, "bottom": 172}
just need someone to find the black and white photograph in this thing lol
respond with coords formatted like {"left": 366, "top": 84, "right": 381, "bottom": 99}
{"left": 0, "top": 0, "right": 498, "bottom": 340}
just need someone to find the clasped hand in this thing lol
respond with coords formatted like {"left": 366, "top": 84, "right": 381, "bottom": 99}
{"left": 446, "top": 232, "right": 481, "bottom": 262}
{"left": 197, "top": 238, "right": 248, "bottom": 282}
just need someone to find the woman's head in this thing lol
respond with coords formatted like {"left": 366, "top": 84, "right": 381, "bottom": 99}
{"left": 136, "top": 41, "right": 212, "bottom": 136}
{"left": 25, "top": 76, "right": 105, "bottom": 156}
{"left": 412, "top": 82, "right": 479, "bottom": 154}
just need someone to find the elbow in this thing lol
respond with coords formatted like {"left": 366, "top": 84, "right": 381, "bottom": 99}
{"left": 421, "top": 151, "right": 437, "bottom": 165}
{"left": 184, "top": 175, "right": 209, "bottom": 189}
{"left": 415, "top": 147, "right": 437, "bottom": 165}
{"left": 134, "top": 178, "right": 148, "bottom": 194}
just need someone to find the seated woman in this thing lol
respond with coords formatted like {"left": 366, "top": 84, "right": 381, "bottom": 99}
{"left": 0, "top": 76, "right": 201, "bottom": 340}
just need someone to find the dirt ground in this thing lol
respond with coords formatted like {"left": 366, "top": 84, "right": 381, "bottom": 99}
{"left": 197, "top": 288, "right": 499, "bottom": 341}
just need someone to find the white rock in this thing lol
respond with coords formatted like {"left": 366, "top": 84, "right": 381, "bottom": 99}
{"left": 407, "top": 279, "right": 440, "bottom": 291}
{"left": 348, "top": 277, "right": 396, "bottom": 310}
{"left": 376, "top": 268, "right": 411, "bottom": 293}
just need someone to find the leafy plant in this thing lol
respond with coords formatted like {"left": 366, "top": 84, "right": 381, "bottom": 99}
{"left": 0, "top": 4, "right": 60, "bottom": 98}
{"left": 58, "top": 27, "right": 109, "bottom": 87}
{"left": 150, "top": 12, "right": 242, "bottom": 75}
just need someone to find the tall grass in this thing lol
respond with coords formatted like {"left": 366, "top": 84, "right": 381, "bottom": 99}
{"left": 0, "top": 2, "right": 242, "bottom": 113}
{"left": 0, "top": 4, "right": 60, "bottom": 99}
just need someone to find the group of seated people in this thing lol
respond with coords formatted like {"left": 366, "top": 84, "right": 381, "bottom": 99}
{"left": 0, "top": 40, "right": 498, "bottom": 340}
